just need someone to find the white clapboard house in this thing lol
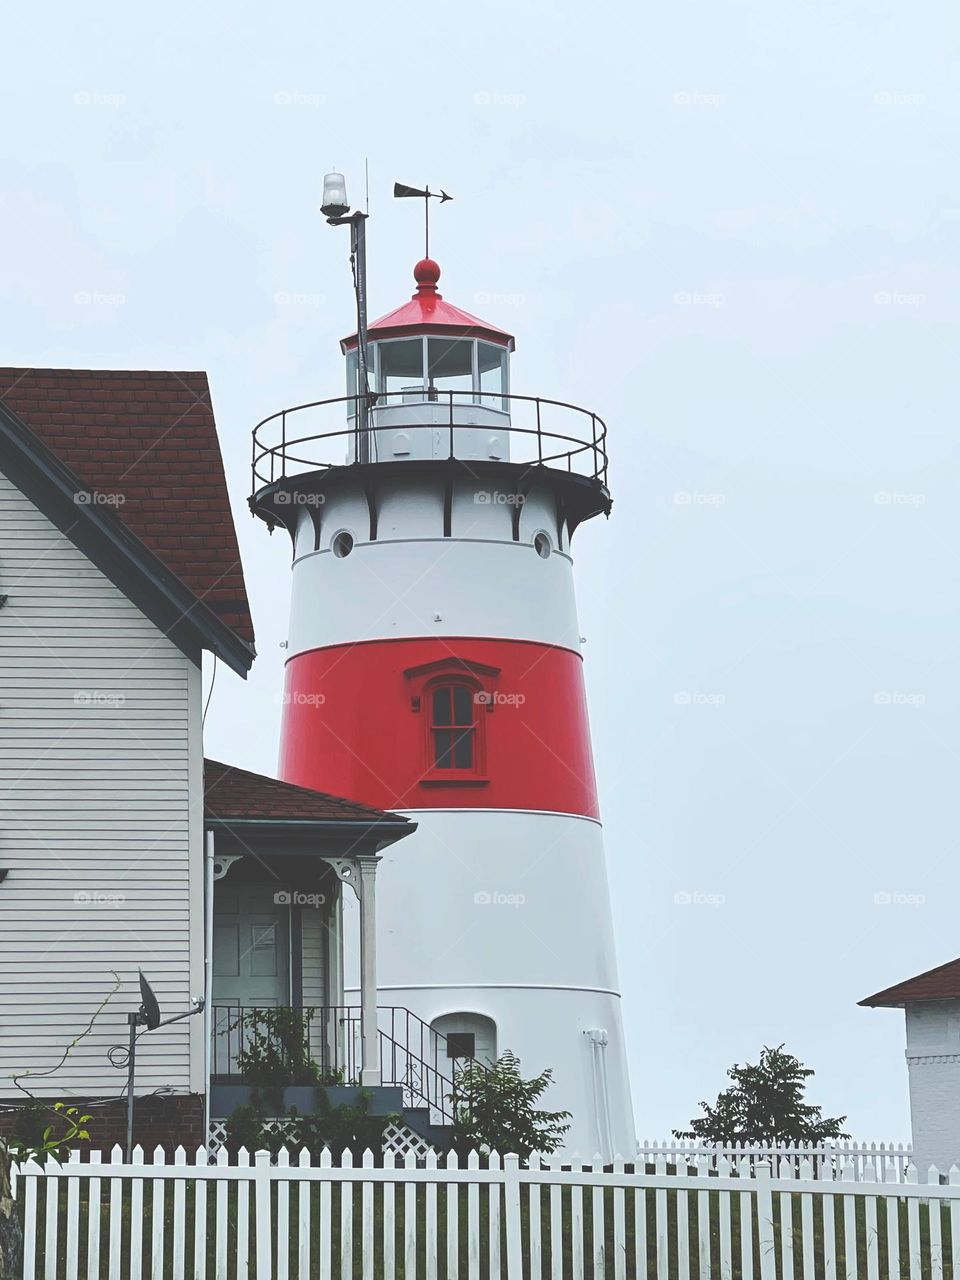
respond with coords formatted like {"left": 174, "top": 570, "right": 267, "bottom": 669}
{"left": 0, "top": 368, "right": 453, "bottom": 1151}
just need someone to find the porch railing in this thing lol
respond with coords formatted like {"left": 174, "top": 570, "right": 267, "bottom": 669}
{"left": 211, "top": 1005, "right": 469, "bottom": 1124}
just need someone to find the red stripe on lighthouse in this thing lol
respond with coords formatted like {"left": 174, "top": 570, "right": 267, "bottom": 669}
{"left": 279, "top": 637, "right": 600, "bottom": 818}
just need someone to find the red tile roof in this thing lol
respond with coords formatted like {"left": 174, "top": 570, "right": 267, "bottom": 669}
{"left": 860, "top": 957, "right": 960, "bottom": 1007}
{"left": 204, "top": 759, "right": 407, "bottom": 825}
{"left": 0, "top": 368, "right": 254, "bottom": 647}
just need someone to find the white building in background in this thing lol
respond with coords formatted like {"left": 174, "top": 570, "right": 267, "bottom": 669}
{"left": 860, "top": 956, "right": 960, "bottom": 1171}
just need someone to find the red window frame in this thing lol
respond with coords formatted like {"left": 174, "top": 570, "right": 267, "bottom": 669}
{"left": 404, "top": 658, "right": 500, "bottom": 787}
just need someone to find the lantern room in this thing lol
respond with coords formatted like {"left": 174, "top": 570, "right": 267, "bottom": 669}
{"left": 340, "top": 258, "right": 516, "bottom": 463}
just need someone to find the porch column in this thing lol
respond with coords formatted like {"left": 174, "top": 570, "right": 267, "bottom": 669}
{"left": 357, "top": 856, "right": 381, "bottom": 1086}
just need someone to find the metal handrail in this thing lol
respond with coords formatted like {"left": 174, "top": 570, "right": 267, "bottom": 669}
{"left": 250, "top": 389, "right": 609, "bottom": 490}
{"left": 211, "top": 1004, "right": 482, "bottom": 1126}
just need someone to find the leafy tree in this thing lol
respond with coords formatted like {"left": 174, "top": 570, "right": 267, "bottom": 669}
{"left": 451, "top": 1050, "right": 571, "bottom": 1160}
{"left": 673, "top": 1044, "right": 850, "bottom": 1144}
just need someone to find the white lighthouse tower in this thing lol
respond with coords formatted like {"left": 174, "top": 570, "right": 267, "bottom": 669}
{"left": 252, "top": 220, "right": 635, "bottom": 1157}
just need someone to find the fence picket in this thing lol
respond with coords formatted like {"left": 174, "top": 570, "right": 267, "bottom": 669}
{"left": 42, "top": 1158, "right": 59, "bottom": 1280}
{"left": 571, "top": 1161, "right": 584, "bottom": 1280}
{"left": 193, "top": 1148, "right": 207, "bottom": 1280}
{"left": 738, "top": 1157, "right": 754, "bottom": 1280}
{"left": 591, "top": 1155, "right": 606, "bottom": 1279}
{"left": 21, "top": 1160, "right": 38, "bottom": 1280}
{"left": 822, "top": 1165, "right": 837, "bottom": 1280}
{"left": 528, "top": 1159, "right": 542, "bottom": 1280}
{"left": 341, "top": 1147, "right": 355, "bottom": 1280}
{"left": 297, "top": 1148, "right": 311, "bottom": 1280}
{"left": 215, "top": 1145, "right": 229, "bottom": 1280}
{"left": 655, "top": 1155, "right": 669, "bottom": 1280}
{"left": 612, "top": 1156, "right": 626, "bottom": 1280}
{"left": 275, "top": 1147, "right": 289, "bottom": 1280}
{"left": 549, "top": 1154, "right": 563, "bottom": 1280}
{"left": 109, "top": 1145, "right": 124, "bottom": 1280}
{"left": 363, "top": 1148, "right": 376, "bottom": 1280}
{"left": 489, "top": 1150, "right": 502, "bottom": 1279}
{"left": 799, "top": 1158, "right": 815, "bottom": 1280}
{"left": 842, "top": 1160, "right": 859, "bottom": 1280}
{"left": 318, "top": 1148, "right": 332, "bottom": 1279}
{"left": 403, "top": 1150, "right": 417, "bottom": 1280}
{"left": 235, "top": 1147, "right": 249, "bottom": 1280}
{"left": 467, "top": 1150, "right": 481, "bottom": 1280}
{"left": 87, "top": 1150, "right": 102, "bottom": 1280}
{"left": 255, "top": 1150, "right": 272, "bottom": 1280}
{"left": 906, "top": 1164, "right": 921, "bottom": 1280}
{"left": 64, "top": 1150, "right": 80, "bottom": 1280}
{"left": 718, "top": 1156, "right": 733, "bottom": 1280}
{"left": 929, "top": 1168, "right": 944, "bottom": 1280}
{"left": 383, "top": 1150, "right": 396, "bottom": 1280}
{"left": 504, "top": 1153, "right": 523, "bottom": 1280}
{"left": 863, "top": 1161, "right": 879, "bottom": 1280}
{"left": 777, "top": 1157, "right": 795, "bottom": 1280}
{"left": 445, "top": 1150, "right": 459, "bottom": 1280}
{"left": 172, "top": 1146, "right": 187, "bottom": 1280}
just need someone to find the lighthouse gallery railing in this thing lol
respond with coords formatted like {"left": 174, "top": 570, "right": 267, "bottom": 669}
{"left": 251, "top": 389, "right": 609, "bottom": 490}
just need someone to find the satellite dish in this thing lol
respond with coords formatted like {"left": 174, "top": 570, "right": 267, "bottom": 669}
{"left": 138, "top": 969, "right": 161, "bottom": 1030}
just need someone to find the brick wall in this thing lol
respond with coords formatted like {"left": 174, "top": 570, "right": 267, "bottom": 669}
{"left": 0, "top": 1094, "right": 204, "bottom": 1155}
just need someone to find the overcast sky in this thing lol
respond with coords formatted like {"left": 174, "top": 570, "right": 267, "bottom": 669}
{"left": 3, "top": 0, "right": 958, "bottom": 1141}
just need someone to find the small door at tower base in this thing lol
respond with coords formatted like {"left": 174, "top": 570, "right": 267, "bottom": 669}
{"left": 431, "top": 1012, "right": 497, "bottom": 1066}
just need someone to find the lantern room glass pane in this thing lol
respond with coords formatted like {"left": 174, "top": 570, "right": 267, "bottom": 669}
{"left": 378, "top": 339, "right": 425, "bottom": 400}
{"left": 478, "top": 342, "right": 508, "bottom": 410}
{"left": 427, "top": 338, "right": 473, "bottom": 403}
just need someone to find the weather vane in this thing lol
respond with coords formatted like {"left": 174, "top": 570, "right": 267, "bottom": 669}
{"left": 393, "top": 182, "right": 453, "bottom": 259}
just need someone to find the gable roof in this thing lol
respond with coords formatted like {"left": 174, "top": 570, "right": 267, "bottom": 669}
{"left": 859, "top": 957, "right": 960, "bottom": 1007}
{"left": 204, "top": 758, "right": 411, "bottom": 827}
{"left": 0, "top": 368, "right": 255, "bottom": 672}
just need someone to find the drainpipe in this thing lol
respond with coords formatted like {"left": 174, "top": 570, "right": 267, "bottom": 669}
{"left": 203, "top": 830, "right": 215, "bottom": 1149}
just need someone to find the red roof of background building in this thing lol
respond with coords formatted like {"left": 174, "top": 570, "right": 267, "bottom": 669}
{"left": 204, "top": 758, "right": 407, "bottom": 824}
{"left": 859, "top": 957, "right": 960, "bottom": 1007}
{"left": 0, "top": 368, "right": 254, "bottom": 647}
{"left": 341, "top": 259, "right": 515, "bottom": 351}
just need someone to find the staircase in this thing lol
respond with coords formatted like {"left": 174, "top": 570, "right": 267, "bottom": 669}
{"left": 211, "top": 1003, "right": 483, "bottom": 1152}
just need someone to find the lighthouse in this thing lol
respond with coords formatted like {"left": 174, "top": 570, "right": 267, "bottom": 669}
{"left": 251, "top": 210, "right": 635, "bottom": 1157}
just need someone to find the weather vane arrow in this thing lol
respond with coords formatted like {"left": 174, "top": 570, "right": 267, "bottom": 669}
{"left": 393, "top": 182, "right": 453, "bottom": 258}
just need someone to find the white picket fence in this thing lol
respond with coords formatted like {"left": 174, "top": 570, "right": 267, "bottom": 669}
{"left": 636, "top": 1139, "right": 914, "bottom": 1181}
{"left": 13, "top": 1144, "right": 960, "bottom": 1279}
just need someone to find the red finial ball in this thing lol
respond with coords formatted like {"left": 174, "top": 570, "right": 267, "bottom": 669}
{"left": 413, "top": 258, "right": 441, "bottom": 295}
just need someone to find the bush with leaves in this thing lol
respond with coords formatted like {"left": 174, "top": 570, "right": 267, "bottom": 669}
{"left": 224, "top": 1089, "right": 397, "bottom": 1158}
{"left": 451, "top": 1050, "right": 570, "bottom": 1160}
{"left": 673, "top": 1044, "right": 850, "bottom": 1144}
{"left": 6, "top": 1100, "right": 93, "bottom": 1162}
{"left": 230, "top": 1006, "right": 342, "bottom": 1088}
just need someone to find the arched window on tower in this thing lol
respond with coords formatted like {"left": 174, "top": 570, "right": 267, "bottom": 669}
{"left": 404, "top": 657, "right": 501, "bottom": 786}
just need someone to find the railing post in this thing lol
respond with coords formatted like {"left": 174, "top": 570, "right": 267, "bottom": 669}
{"left": 503, "top": 1152, "right": 524, "bottom": 1278}
{"left": 448, "top": 391, "right": 454, "bottom": 459}
{"left": 536, "top": 399, "right": 543, "bottom": 463}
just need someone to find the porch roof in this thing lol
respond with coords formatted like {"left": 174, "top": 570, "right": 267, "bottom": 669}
{"left": 204, "top": 759, "right": 414, "bottom": 850}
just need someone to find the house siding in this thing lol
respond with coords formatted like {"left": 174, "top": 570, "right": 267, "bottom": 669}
{"left": 0, "top": 470, "right": 201, "bottom": 1097}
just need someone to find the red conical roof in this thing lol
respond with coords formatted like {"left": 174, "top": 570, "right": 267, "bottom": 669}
{"left": 341, "top": 259, "right": 515, "bottom": 351}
